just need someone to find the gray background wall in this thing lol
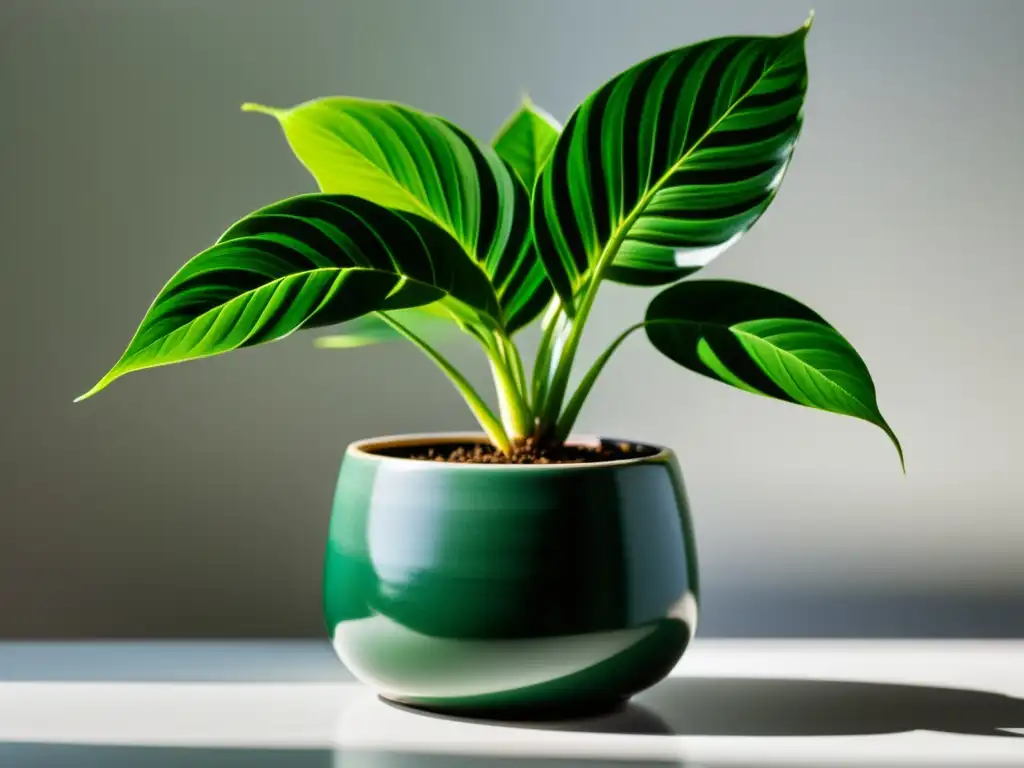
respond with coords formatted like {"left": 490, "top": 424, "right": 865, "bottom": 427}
{"left": 2, "top": 0, "right": 1022, "bottom": 638}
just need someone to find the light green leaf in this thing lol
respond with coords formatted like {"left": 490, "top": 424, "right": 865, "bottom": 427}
{"left": 645, "top": 279, "right": 903, "bottom": 469}
{"left": 492, "top": 97, "right": 561, "bottom": 190}
{"left": 77, "top": 194, "right": 500, "bottom": 401}
{"left": 533, "top": 19, "right": 811, "bottom": 308}
{"left": 314, "top": 305, "right": 453, "bottom": 349}
{"left": 242, "top": 97, "right": 547, "bottom": 332}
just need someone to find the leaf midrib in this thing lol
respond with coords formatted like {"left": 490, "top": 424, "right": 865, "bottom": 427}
{"left": 731, "top": 327, "right": 876, "bottom": 420}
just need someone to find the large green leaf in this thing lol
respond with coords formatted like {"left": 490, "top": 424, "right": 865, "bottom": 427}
{"left": 309, "top": 98, "right": 563, "bottom": 349}
{"left": 645, "top": 280, "right": 903, "bottom": 467}
{"left": 532, "top": 20, "right": 810, "bottom": 308}
{"left": 492, "top": 97, "right": 562, "bottom": 189}
{"left": 76, "top": 194, "right": 499, "bottom": 400}
{"left": 242, "top": 97, "right": 545, "bottom": 332}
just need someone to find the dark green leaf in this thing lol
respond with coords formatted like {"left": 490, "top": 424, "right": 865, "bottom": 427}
{"left": 242, "top": 97, "right": 547, "bottom": 332}
{"left": 645, "top": 279, "right": 903, "bottom": 467}
{"left": 76, "top": 194, "right": 499, "bottom": 400}
{"left": 533, "top": 21, "right": 810, "bottom": 307}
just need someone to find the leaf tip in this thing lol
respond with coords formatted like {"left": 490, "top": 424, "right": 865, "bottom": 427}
{"left": 803, "top": 9, "right": 815, "bottom": 32}
{"left": 241, "top": 102, "right": 286, "bottom": 119}
{"left": 882, "top": 422, "right": 905, "bottom": 474}
{"left": 73, "top": 384, "right": 101, "bottom": 404}
{"left": 74, "top": 368, "right": 123, "bottom": 403}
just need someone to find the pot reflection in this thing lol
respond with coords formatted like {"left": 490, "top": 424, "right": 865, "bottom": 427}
{"left": 332, "top": 612, "right": 692, "bottom": 700}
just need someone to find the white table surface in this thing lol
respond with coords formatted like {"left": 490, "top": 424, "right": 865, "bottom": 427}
{"left": 0, "top": 640, "right": 1021, "bottom": 767}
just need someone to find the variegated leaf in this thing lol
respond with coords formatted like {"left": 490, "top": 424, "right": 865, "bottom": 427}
{"left": 243, "top": 97, "right": 547, "bottom": 332}
{"left": 533, "top": 20, "right": 810, "bottom": 308}
{"left": 77, "top": 195, "right": 499, "bottom": 400}
{"left": 645, "top": 279, "right": 903, "bottom": 467}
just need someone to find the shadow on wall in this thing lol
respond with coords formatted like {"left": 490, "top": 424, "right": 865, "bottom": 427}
{"left": 416, "top": 677, "right": 1024, "bottom": 738}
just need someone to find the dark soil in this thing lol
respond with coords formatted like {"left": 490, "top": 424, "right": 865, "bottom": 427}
{"left": 375, "top": 438, "right": 658, "bottom": 465}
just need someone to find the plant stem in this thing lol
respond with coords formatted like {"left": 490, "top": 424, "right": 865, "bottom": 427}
{"left": 531, "top": 299, "right": 570, "bottom": 415}
{"left": 553, "top": 321, "right": 649, "bottom": 442}
{"left": 505, "top": 337, "right": 531, "bottom": 410}
{"left": 378, "top": 312, "right": 511, "bottom": 453}
{"left": 456, "top": 319, "right": 533, "bottom": 446}
{"left": 485, "top": 332, "right": 534, "bottom": 442}
{"left": 535, "top": 234, "right": 626, "bottom": 435}
{"left": 489, "top": 360, "right": 533, "bottom": 441}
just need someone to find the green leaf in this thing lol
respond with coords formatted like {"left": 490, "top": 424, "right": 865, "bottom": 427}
{"left": 492, "top": 97, "right": 561, "bottom": 190}
{"left": 645, "top": 279, "right": 903, "bottom": 468}
{"left": 242, "top": 97, "right": 547, "bottom": 332}
{"left": 490, "top": 98, "right": 562, "bottom": 334}
{"left": 76, "top": 194, "right": 499, "bottom": 401}
{"left": 314, "top": 305, "right": 452, "bottom": 349}
{"left": 533, "top": 19, "right": 810, "bottom": 308}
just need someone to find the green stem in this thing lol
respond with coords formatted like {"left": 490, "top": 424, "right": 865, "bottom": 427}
{"left": 506, "top": 337, "right": 531, "bottom": 410}
{"left": 378, "top": 312, "right": 511, "bottom": 453}
{"left": 489, "top": 360, "right": 533, "bottom": 441}
{"left": 553, "top": 321, "right": 650, "bottom": 442}
{"left": 486, "top": 332, "right": 534, "bottom": 441}
{"left": 536, "top": 249, "right": 628, "bottom": 432}
{"left": 531, "top": 299, "right": 570, "bottom": 417}
{"left": 535, "top": 250, "right": 618, "bottom": 433}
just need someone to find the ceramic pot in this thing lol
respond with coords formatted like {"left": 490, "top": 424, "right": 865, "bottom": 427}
{"left": 322, "top": 433, "right": 699, "bottom": 718}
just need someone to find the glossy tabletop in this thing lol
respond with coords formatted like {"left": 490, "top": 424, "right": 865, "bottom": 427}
{"left": 0, "top": 640, "right": 1021, "bottom": 767}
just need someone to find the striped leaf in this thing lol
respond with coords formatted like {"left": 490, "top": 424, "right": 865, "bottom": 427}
{"left": 645, "top": 280, "right": 903, "bottom": 467}
{"left": 490, "top": 98, "right": 560, "bottom": 333}
{"left": 533, "top": 20, "right": 810, "bottom": 308}
{"left": 492, "top": 97, "right": 562, "bottom": 189}
{"left": 76, "top": 194, "right": 500, "bottom": 401}
{"left": 243, "top": 97, "right": 547, "bottom": 332}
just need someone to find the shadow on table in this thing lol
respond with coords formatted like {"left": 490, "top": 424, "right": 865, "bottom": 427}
{"left": 419, "top": 677, "right": 1024, "bottom": 739}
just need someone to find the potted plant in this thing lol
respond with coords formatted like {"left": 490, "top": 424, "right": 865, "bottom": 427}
{"left": 77, "top": 13, "right": 901, "bottom": 717}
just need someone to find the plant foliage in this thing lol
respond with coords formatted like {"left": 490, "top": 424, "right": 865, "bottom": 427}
{"left": 78, "top": 13, "right": 902, "bottom": 467}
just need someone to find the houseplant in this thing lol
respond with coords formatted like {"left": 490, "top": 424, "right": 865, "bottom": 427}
{"left": 77, "top": 14, "right": 901, "bottom": 716}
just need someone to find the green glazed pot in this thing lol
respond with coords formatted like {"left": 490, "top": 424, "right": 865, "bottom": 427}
{"left": 322, "top": 433, "right": 699, "bottom": 718}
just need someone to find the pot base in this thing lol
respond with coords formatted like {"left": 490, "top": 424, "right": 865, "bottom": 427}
{"left": 379, "top": 694, "right": 629, "bottom": 722}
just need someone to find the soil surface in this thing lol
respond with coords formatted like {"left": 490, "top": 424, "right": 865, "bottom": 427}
{"left": 374, "top": 438, "right": 657, "bottom": 465}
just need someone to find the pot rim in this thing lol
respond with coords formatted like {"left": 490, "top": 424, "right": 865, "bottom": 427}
{"left": 346, "top": 432, "right": 673, "bottom": 469}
